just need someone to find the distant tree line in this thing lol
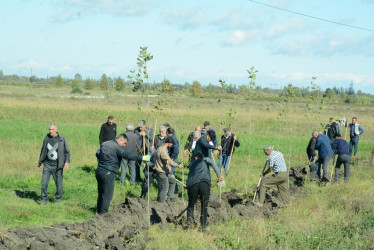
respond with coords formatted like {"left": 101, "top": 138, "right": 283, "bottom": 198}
{"left": 0, "top": 69, "right": 373, "bottom": 104}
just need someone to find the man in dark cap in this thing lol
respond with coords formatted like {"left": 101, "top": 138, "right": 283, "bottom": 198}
{"left": 217, "top": 127, "right": 240, "bottom": 175}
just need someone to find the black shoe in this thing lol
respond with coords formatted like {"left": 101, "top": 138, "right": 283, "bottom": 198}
{"left": 167, "top": 197, "right": 177, "bottom": 202}
{"left": 55, "top": 199, "right": 62, "bottom": 203}
{"left": 202, "top": 228, "right": 209, "bottom": 234}
{"left": 38, "top": 199, "right": 47, "bottom": 205}
{"left": 322, "top": 177, "right": 330, "bottom": 182}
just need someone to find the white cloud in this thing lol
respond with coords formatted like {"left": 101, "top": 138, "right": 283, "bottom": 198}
{"left": 161, "top": 8, "right": 205, "bottom": 30}
{"left": 225, "top": 29, "right": 258, "bottom": 46}
{"left": 52, "top": 0, "right": 158, "bottom": 22}
{"left": 266, "top": 18, "right": 304, "bottom": 38}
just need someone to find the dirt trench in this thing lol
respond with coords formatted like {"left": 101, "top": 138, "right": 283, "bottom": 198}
{"left": 0, "top": 166, "right": 307, "bottom": 250}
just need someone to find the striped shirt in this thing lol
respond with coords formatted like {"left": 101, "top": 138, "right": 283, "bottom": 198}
{"left": 268, "top": 151, "right": 287, "bottom": 173}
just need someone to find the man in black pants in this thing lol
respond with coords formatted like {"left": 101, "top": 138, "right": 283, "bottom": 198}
{"left": 99, "top": 116, "right": 117, "bottom": 146}
{"left": 186, "top": 152, "right": 224, "bottom": 233}
{"left": 331, "top": 133, "right": 351, "bottom": 181}
{"left": 96, "top": 134, "right": 150, "bottom": 214}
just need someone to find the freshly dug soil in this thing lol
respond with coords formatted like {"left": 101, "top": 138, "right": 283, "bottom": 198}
{"left": 0, "top": 166, "right": 307, "bottom": 249}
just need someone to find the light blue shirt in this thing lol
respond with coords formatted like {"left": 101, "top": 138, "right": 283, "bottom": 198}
{"left": 269, "top": 151, "right": 287, "bottom": 173}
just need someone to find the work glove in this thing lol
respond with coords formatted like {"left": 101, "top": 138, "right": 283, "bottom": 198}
{"left": 217, "top": 180, "right": 226, "bottom": 188}
{"left": 142, "top": 155, "right": 151, "bottom": 162}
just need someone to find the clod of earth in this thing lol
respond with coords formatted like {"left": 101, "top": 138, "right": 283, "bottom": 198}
{"left": 0, "top": 166, "right": 307, "bottom": 249}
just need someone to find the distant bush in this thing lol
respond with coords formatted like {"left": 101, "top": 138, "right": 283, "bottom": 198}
{"left": 71, "top": 87, "right": 83, "bottom": 94}
{"left": 83, "top": 92, "right": 90, "bottom": 95}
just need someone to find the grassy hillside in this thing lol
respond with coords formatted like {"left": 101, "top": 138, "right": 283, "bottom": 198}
{"left": 0, "top": 85, "right": 373, "bottom": 248}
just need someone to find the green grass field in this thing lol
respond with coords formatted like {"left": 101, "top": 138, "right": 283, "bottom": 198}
{"left": 0, "top": 85, "right": 373, "bottom": 248}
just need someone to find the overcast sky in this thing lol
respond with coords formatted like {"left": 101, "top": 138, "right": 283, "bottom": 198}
{"left": 1, "top": 0, "right": 374, "bottom": 94}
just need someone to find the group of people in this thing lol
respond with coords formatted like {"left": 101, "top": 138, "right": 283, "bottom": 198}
{"left": 36, "top": 115, "right": 365, "bottom": 231}
{"left": 307, "top": 117, "right": 365, "bottom": 182}
{"left": 37, "top": 116, "right": 242, "bottom": 231}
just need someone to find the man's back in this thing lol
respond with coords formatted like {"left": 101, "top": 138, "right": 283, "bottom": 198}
{"left": 124, "top": 131, "right": 140, "bottom": 154}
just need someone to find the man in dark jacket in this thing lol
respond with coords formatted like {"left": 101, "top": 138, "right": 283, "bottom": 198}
{"left": 38, "top": 124, "right": 70, "bottom": 204}
{"left": 327, "top": 118, "right": 340, "bottom": 141}
{"left": 167, "top": 127, "right": 179, "bottom": 174}
{"left": 306, "top": 131, "right": 318, "bottom": 176}
{"left": 96, "top": 134, "right": 150, "bottom": 214}
{"left": 99, "top": 116, "right": 117, "bottom": 146}
{"left": 153, "top": 125, "right": 168, "bottom": 149}
{"left": 184, "top": 126, "right": 201, "bottom": 155}
{"left": 192, "top": 130, "right": 221, "bottom": 159}
{"left": 314, "top": 132, "right": 334, "bottom": 181}
{"left": 217, "top": 127, "right": 240, "bottom": 175}
{"left": 186, "top": 152, "right": 224, "bottom": 232}
{"left": 331, "top": 133, "right": 350, "bottom": 181}
{"left": 120, "top": 124, "right": 141, "bottom": 185}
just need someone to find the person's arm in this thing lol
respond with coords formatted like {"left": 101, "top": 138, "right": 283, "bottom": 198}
{"left": 314, "top": 138, "right": 321, "bottom": 151}
{"left": 331, "top": 140, "right": 338, "bottom": 151}
{"left": 234, "top": 137, "right": 240, "bottom": 147}
{"left": 38, "top": 137, "right": 48, "bottom": 168}
{"left": 99, "top": 124, "right": 104, "bottom": 145}
{"left": 119, "top": 147, "right": 143, "bottom": 162}
{"left": 63, "top": 137, "right": 71, "bottom": 169}
{"left": 204, "top": 158, "right": 221, "bottom": 178}
{"left": 171, "top": 139, "right": 179, "bottom": 160}
{"left": 359, "top": 125, "right": 365, "bottom": 136}
{"left": 201, "top": 137, "right": 217, "bottom": 150}
{"left": 184, "top": 133, "right": 192, "bottom": 150}
{"left": 262, "top": 167, "right": 273, "bottom": 177}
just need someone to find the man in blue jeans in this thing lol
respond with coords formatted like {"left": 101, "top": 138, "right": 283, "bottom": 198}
{"left": 349, "top": 117, "right": 365, "bottom": 156}
{"left": 314, "top": 132, "right": 334, "bottom": 181}
{"left": 38, "top": 124, "right": 70, "bottom": 204}
{"left": 217, "top": 127, "right": 240, "bottom": 175}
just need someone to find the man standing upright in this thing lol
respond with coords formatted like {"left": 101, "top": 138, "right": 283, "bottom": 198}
{"left": 253, "top": 146, "right": 290, "bottom": 207}
{"left": 120, "top": 124, "right": 141, "bottom": 185}
{"left": 184, "top": 126, "right": 201, "bottom": 155}
{"left": 154, "top": 125, "right": 168, "bottom": 149}
{"left": 217, "top": 127, "right": 240, "bottom": 175}
{"left": 349, "top": 117, "right": 365, "bottom": 156}
{"left": 167, "top": 127, "right": 179, "bottom": 174}
{"left": 134, "top": 120, "right": 154, "bottom": 182}
{"left": 327, "top": 118, "right": 340, "bottom": 141}
{"left": 38, "top": 124, "right": 70, "bottom": 204}
{"left": 99, "top": 116, "right": 117, "bottom": 146}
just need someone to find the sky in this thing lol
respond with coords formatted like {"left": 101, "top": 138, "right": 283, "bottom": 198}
{"left": 1, "top": 0, "right": 374, "bottom": 94}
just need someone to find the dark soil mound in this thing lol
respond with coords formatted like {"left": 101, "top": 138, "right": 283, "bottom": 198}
{"left": 0, "top": 166, "right": 307, "bottom": 249}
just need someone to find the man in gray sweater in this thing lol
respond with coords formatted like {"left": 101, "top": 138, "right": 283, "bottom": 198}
{"left": 38, "top": 124, "right": 70, "bottom": 204}
{"left": 120, "top": 124, "right": 141, "bottom": 185}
